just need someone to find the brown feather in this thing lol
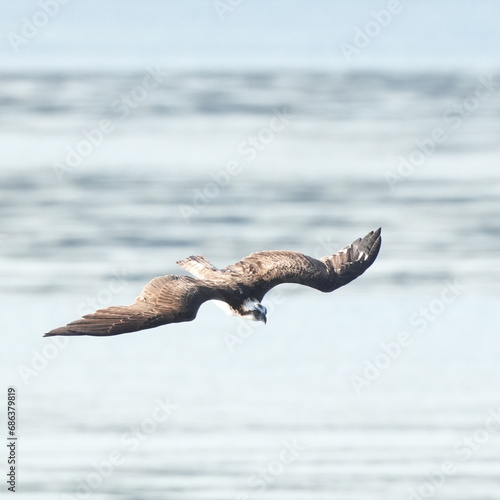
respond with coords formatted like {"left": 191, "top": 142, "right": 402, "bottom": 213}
{"left": 44, "top": 275, "right": 221, "bottom": 337}
{"left": 44, "top": 229, "right": 381, "bottom": 337}
{"left": 224, "top": 228, "right": 381, "bottom": 299}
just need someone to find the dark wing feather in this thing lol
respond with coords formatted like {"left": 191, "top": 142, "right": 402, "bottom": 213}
{"left": 320, "top": 227, "right": 381, "bottom": 289}
{"left": 225, "top": 250, "right": 328, "bottom": 301}
{"left": 44, "top": 275, "right": 219, "bottom": 337}
{"left": 225, "top": 228, "right": 381, "bottom": 300}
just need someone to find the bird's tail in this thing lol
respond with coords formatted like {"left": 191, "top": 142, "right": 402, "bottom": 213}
{"left": 176, "top": 255, "right": 222, "bottom": 279}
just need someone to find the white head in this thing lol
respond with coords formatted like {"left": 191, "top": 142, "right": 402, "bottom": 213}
{"left": 242, "top": 299, "right": 267, "bottom": 324}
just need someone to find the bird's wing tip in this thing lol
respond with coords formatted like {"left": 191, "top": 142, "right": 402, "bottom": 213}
{"left": 43, "top": 330, "right": 64, "bottom": 337}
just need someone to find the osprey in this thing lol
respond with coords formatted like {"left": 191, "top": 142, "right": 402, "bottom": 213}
{"left": 44, "top": 228, "right": 381, "bottom": 337}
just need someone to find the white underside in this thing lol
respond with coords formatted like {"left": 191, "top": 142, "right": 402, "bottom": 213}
{"left": 210, "top": 298, "right": 259, "bottom": 319}
{"left": 211, "top": 300, "right": 237, "bottom": 316}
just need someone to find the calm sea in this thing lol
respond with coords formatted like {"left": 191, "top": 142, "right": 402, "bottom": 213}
{"left": 2, "top": 70, "right": 500, "bottom": 499}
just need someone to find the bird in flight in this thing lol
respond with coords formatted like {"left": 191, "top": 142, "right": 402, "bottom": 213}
{"left": 44, "top": 228, "right": 381, "bottom": 337}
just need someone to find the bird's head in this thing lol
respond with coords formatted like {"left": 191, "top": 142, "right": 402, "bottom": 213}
{"left": 252, "top": 302, "right": 267, "bottom": 324}
{"left": 242, "top": 299, "right": 267, "bottom": 324}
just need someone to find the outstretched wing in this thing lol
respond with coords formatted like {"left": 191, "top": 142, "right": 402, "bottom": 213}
{"left": 320, "top": 227, "right": 381, "bottom": 289}
{"left": 225, "top": 228, "right": 381, "bottom": 301}
{"left": 44, "top": 275, "right": 218, "bottom": 337}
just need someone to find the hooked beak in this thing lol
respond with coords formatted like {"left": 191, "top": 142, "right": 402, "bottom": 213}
{"left": 254, "top": 310, "right": 267, "bottom": 324}
{"left": 251, "top": 302, "right": 267, "bottom": 324}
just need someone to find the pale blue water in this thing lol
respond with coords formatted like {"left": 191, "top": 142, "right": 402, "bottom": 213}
{"left": 1, "top": 0, "right": 500, "bottom": 72}
{"left": 2, "top": 70, "right": 500, "bottom": 499}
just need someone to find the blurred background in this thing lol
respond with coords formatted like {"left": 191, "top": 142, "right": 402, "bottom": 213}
{"left": 1, "top": 1, "right": 500, "bottom": 499}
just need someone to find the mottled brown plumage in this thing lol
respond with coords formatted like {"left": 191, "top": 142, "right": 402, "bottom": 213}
{"left": 44, "top": 228, "right": 381, "bottom": 337}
